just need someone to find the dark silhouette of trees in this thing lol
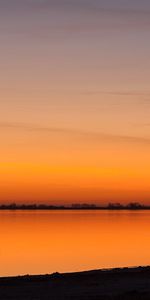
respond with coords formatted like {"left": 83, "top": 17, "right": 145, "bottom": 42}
{"left": 0, "top": 202, "right": 149, "bottom": 210}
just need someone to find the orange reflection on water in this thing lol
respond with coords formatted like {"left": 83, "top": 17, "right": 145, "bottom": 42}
{"left": 0, "top": 210, "right": 150, "bottom": 276}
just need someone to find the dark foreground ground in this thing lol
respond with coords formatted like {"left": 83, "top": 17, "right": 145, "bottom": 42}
{"left": 0, "top": 267, "right": 150, "bottom": 300}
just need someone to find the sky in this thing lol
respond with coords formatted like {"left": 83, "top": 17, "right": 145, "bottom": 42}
{"left": 0, "top": 0, "right": 150, "bottom": 204}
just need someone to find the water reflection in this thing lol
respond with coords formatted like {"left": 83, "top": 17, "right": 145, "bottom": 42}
{"left": 0, "top": 210, "right": 150, "bottom": 276}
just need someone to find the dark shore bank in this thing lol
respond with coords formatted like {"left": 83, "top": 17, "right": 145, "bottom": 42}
{"left": 1, "top": 204, "right": 150, "bottom": 210}
{"left": 0, "top": 202, "right": 150, "bottom": 210}
{"left": 0, "top": 267, "right": 150, "bottom": 299}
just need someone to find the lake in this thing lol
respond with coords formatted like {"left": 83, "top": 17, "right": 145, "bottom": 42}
{"left": 0, "top": 210, "right": 150, "bottom": 276}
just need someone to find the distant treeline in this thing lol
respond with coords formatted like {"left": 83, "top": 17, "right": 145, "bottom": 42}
{"left": 0, "top": 202, "right": 150, "bottom": 210}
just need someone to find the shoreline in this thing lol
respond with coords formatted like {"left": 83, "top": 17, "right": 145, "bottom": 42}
{"left": 0, "top": 207, "right": 150, "bottom": 211}
{"left": 0, "top": 202, "right": 150, "bottom": 211}
{"left": 1, "top": 265, "right": 150, "bottom": 279}
{"left": 0, "top": 266, "right": 150, "bottom": 299}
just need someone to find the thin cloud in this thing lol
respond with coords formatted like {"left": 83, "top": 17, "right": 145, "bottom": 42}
{"left": 0, "top": 122, "right": 69, "bottom": 133}
{"left": 26, "top": 0, "right": 150, "bottom": 15}
{"left": 1, "top": 122, "right": 150, "bottom": 145}
{"left": 1, "top": 0, "right": 150, "bottom": 38}
{"left": 1, "top": 1, "right": 150, "bottom": 18}
{"left": 27, "top": 0, "right": 150, "bottom": 25}
{"left": 81, "top": 91, "right": 150, "bottom": 97}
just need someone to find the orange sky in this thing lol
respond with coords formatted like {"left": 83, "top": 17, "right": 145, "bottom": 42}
{"left": 0, "top": 0, "right": 150, "bottom": 204}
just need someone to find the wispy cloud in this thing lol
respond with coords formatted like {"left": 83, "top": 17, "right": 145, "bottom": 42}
{"left": 26, "top": 0, "right": 150, "bottom": 15}
{"left": 0, "top": 122, "right": 69, "bottom": 133}
{"left": 1, "top": 0, "right": 150, "bottom": 38}
{"left": 1, "top": 122, "right": 150, "bottom": 145}
{"left": 1, "top": 1, "right": 150, "bottom": 18}
{"left": 80, "top": 91, "right": 150, "bottom": 97}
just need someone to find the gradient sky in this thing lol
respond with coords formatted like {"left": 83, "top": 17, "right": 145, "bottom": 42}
{"left": 0, "top": 0, "right": 150, "bottom": 204}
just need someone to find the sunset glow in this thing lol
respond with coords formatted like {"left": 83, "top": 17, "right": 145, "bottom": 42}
{"left": 0, "top": 0, "right": 150, "bottom": 204}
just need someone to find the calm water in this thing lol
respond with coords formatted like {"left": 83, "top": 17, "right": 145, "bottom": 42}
{"left": 0, "top": 210, "right": 150, "bottom": 276}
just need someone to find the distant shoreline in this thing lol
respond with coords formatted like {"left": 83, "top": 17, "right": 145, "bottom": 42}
{"left": 0, "top": 266, "right": 150, "bottom": 299}
{"left": 0, "top": 203, "right": 150, "bottom": 210}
